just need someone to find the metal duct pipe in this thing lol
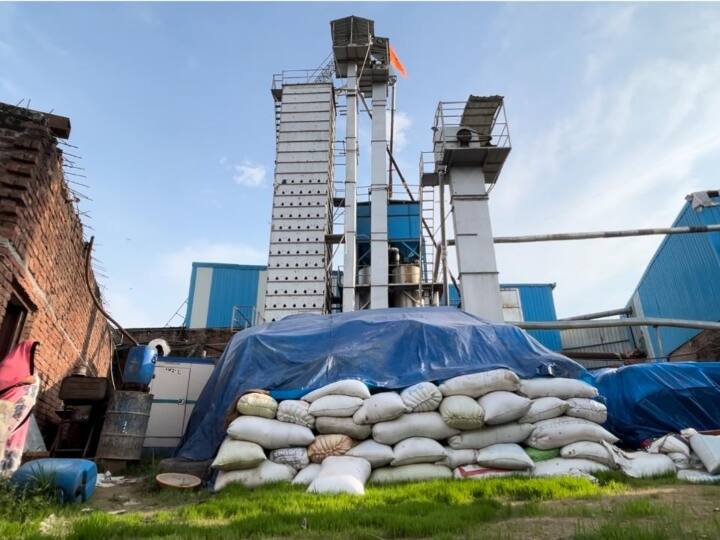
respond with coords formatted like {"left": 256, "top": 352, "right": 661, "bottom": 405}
{"left": 342, "top": 63, "right": 359, "bottom": 312}
{"left": 560, "top": 307, "right": 632, "bottom": 321}
{"left": 369, "top": 81, "right": 389, "bottom": 308}
{"left": 494, "top": 224, "right": 720, "bottom": 244}
{"left": 515, "top": 317, "right": 720, "bottom": 331}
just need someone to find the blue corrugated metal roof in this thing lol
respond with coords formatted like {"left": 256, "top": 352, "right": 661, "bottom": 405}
{"left": 184, "top": 263, "right": 267, "bottom": 328}
{"left": 447, "top": 283, "right": 562, "bottom": 351}
{"left": 632, "top": 197, "right": 720, "bottom": 356}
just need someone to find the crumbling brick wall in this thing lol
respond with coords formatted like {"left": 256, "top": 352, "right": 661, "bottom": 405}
{"left": 0, "top": 102, "right": 111, "bottom": 431}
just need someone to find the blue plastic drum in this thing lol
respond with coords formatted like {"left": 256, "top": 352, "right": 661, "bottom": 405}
{"left": 11, "top": 458, "right": 97, "bottom": 503}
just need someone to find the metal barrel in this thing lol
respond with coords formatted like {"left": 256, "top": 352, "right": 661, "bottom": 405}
{"left": 95, "top": 390, "right": 152, "bottom": 461}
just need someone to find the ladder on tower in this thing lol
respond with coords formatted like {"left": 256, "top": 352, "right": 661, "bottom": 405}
{"left": 420, "top": 184, "right": 436, "bottom": 283}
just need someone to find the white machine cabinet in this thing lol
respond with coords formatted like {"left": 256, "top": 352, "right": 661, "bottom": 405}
{"left": 143, "top": 356, "right": 215, "bottom": 449}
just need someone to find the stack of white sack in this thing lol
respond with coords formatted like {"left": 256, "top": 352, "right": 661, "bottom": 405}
{"left": 211, "top": 371, "right": 653, "bottom": 495}
{"left": 641, "top": 429, "right": 720, "bottom": 483}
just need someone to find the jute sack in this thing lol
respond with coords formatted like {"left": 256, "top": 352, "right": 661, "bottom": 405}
{"left": 315, "top": 416, "right": 372, "bottom": 440}
{"left": 372, "top": 412, "right": 459, "bottom": 445}
{"left": 236, "top": 392, "right": 278, "bottom": 419}
{"left": 302, "top": 380, "right": 371, "bottom": 402}
{"left": 307, "top": 434, "right": 355, "bottom": 463}
{"left": 353, "top": 392, "right": 407, "bottom": 424}
{"left": 211, "top": 438, "right": 266, "bottom": 471}
{"left": 400, "top": 382, "right": 442, "bottom": 412}
{"left": 519, "top": 378, "right": 598, "bottom": 400}
{"left": 448, "top": 423, "right": 533, "bottom": 450}
{"left": 307, "top": 456, "right": 371, "bottom": 495}
{"left": 565, "top": 398, "right": 607, "bottom": 424}
{"left": 276, "top": 400, "right": 315, "bottom": 428}
{"left": 346, "top": 440, "right": 395, "bottom": 468}
{"left": 370, "top": 464, "right": 452, "bottom": 484}
{"left": 227, "top": 416, "right": 314, "bottom": 449}
{"left": 518, "top": 397, "right": 568, "bottom": 424}
{"left": 478, "top": 391, "right": 531, "bottom": 425}
{"left": 214, "top": 460, "right": 295, "bottom": 491}
{"left": 438, "top": 369, "right": 520, "bottom": 398}
{"left": 439, "top": 395, "right": 485, "bottom": 430}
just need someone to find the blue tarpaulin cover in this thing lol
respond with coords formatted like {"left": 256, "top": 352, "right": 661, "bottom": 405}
{"left": 175, "top": 307, "right": 584, "bottom": 461}
{"left": 591, "top": 362, "right": 720, "bottom": 446}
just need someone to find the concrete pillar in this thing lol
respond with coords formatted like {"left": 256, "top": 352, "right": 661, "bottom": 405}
{"left": 448, "top": 165, "right": 503, "bottom": 321}
{"left": 370, "top": 82, "right": 389, "bottom": 308}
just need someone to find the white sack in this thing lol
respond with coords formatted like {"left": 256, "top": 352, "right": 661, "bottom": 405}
{"left": 400, "top": 382, "right": 442, "bottom": 412}
{"left": 560, "top": 441, "right": 615, "bottom": 467}
{"left": 292, "top": 464, "right": 322, "bottom": 485}
{"left": 227, "top": 416, "right": 315, "bottom": 449}
{"left": 308, "top": 395, "right": 364, "bottom": 417}
{"left": 436, "top": 448, "right": 477, "bottom": 469}
{"left": 214, "top": 460, "right": 295, "bottom": 491}
{"left": 314, "top": 416, "right": 372, "bottom": 439}
{"left": 236, "top": 392, "right": 278, "bottom": 419}
{"left": 667, "top": 452, "right": 690, "bottom": 469}
{"left": 372, "top": 412, "right": 459, "bottom": 445}
{"left": 391, "top": 437, "right": 446, "bottom": 466}
{"left": 269, "top": 447, "right": 309, "bottom": 470}
{"left": 532, "top": 458, "right": 609, "bottom": 477}
{"left": 478, "top": 391, "right": 531, "bottom": 425}
{"left": 448, "top": 423, "right": 534, "bottom": 450}
{"left": 677, "top": 469, "right": 720, "bottom": 483}
{"left": 454, "top": 465, "right": 526, "bottom": 480}
{"left": 302, "top": 380, "right": 371, "bottom": 402}
{"left": 438, "top": 369, "right": 520, "bottom": 398}
{"left": 439, "top": 396, "right": 485, "bottom": 430}
{"left": 307, "top": 456, "right": 371, "bottom": 495}
{"left": 685, "top": 430, "right": 720, "bottom": 474}
{"left": 353, "top": 392, "right": 407, "bottom": 424}
{"left": 527, "top": 422, "right": 618, "bottom": 450}
{"left": 211, "top": 438, "right": 266, "bottom": 471}
{"left": 475, "top": 443, "right": 534, "bottom": 470}
{"left": 519, "top": 378, "right": 598, "bottom": 400}
{"left": 648, "top": 434, "right": 690, "bottom": 457}
{"left": 533, "top": 416, "right": 597, "bottom": 429}
{"left": 346, "top": 440, "right": 395, "bottom": 468}
{"left": 565, "top": 398, "right": 607, "bottom": 424}
{"left": 607, "top": 446, "right": 676, "bottom": 478}
{"left": 518, "top": 397, "right": 568, "bottom": 424}
{"left": 276, "top": 400, "right": 315, "bottom": 428}
{"left": 370, "top": 464, "right": 452, "bottom": 484}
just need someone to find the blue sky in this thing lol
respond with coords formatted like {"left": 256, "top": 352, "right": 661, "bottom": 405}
{"left": 2, "top": 2, "right": 720, "bottom": 327}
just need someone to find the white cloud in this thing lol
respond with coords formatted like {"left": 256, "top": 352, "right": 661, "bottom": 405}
{"left": 233, "top": 160, "right": 267, "bottom": 187}
{"left": 388, "top": 111, "right": 412, "bottom": 152}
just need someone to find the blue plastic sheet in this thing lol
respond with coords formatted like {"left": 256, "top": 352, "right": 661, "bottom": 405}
{"left": 591, "top": 362, "right": 720, "bottom": 447}
{"left": 175, "top": 307, "right": 584, "bottom": 461}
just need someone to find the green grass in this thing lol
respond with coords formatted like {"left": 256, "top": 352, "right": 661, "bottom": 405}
{"left": 0, "top": 474, "right": 715, "bottom": 539}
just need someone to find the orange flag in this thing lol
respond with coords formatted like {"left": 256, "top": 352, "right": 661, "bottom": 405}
{"left": 389, "top": 44, "right": 408, "bottom": 79}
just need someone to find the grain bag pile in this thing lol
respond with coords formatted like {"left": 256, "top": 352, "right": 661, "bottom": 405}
{"left": 211, "top": 369, "right": 681, "bottom": 495}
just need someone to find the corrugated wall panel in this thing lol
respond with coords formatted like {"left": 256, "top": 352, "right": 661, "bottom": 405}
{"left": 207, "top": 265, "right": 266, "bottom": 328}
{"left": 561, "top": 326, "right": 634, "bottom": 354}
{"left": 634, "top": 198, "right": 720, "bottom": 356}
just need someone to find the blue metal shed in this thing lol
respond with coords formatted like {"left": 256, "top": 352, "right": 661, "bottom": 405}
{"left": 185, "top": 263, "right": 267, "bottom": 329}
{"left": 357, "top": 201, "right": 422, "bottom": 265}
{"left": 448, "top": 283, "right": 562, "bottom": 351}
{"left": 630, "top": 196, "right": 720, "bottom": 357}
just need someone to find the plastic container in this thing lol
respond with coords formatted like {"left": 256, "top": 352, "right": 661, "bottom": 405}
{"left": 11, "top": 458, "right": 97, "bottom": 503}
{"left": 123, "top": 345, "right": 157, "bottom": 387}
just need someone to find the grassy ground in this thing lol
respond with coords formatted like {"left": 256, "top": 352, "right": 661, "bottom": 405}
{"left": 1, "top": 471, "right": 718, "bottom": 539}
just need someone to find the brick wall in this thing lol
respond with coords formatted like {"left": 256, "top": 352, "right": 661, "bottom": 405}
{"left": 0, "top": 102, "right": 112, "bottom": 430}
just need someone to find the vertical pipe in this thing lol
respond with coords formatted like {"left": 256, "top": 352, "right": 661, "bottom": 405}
{"left": 370, "top": 81, "right": 389, "bottom": 308}
{"left": 388, "top": 81, "right": 396, "bottom": 198}
{"left": 342, "top": 63, "right": 358, "bottom": 312}
{"left": 439, "top": 169, "right": 449, "bottom": 306}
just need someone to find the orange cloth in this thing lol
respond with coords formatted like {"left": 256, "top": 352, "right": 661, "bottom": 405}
{"left": 389, "top": 45, "right": 408, "bottom": 79}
